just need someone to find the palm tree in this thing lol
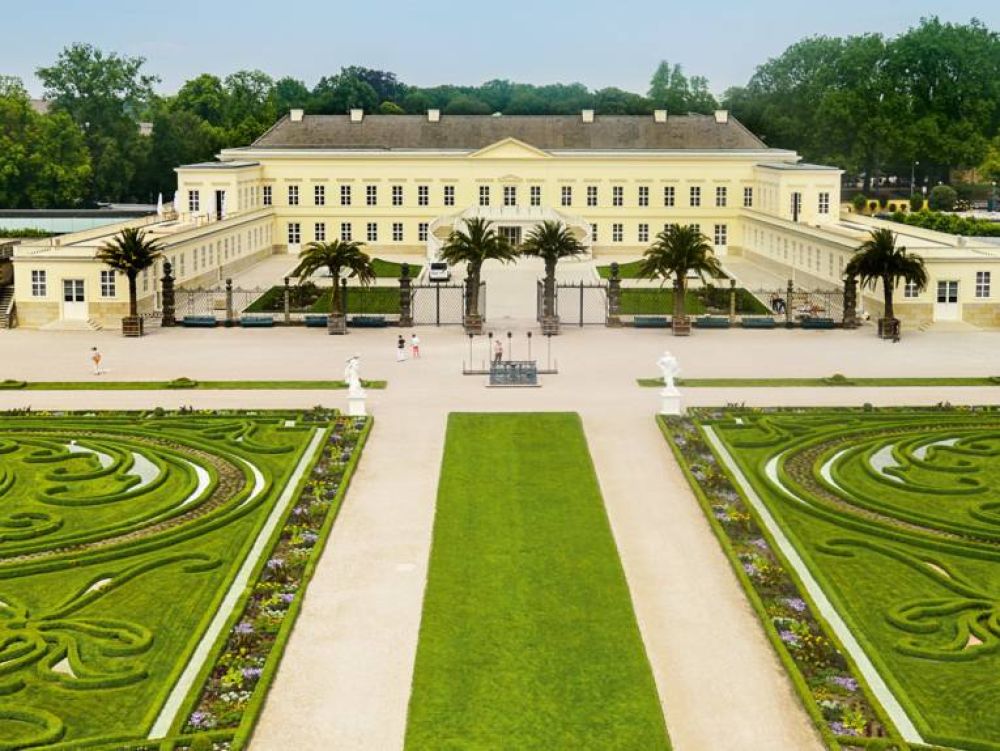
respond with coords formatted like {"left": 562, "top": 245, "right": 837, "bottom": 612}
{"left": 519, "top": 220, "right": 586, "bottom": 321}
{"left": 845, "top": 228, "right": 927, "bottom": 328}
{"left": 96, "top": 227, "right": 164, "bottom": 335}
{"left": 439, "top": 217, "right": 517, "bottom": 321}
{"left": 638, "top": 225, "right": 723, "bottom": 321}
{"left": 292, "top": 239, "right": 375, "bottom": 320}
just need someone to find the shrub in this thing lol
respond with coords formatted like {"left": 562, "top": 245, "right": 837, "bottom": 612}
{"left": 167, "top": 377, "right": 199, "bottom": 389}
{"left": 188, "top": 735, "right": 214, "bottom": 751}
{"left": 928, "top": 184, "right": 957, "bottom": 211}
{"left": 851, "top": 193, "right": 867, "bottom": 211}
{"left": 909, "top": 193, "right": 924, "bottom": 212}
{"left": 0, "top": 379, "right": 26, "bottom": 390}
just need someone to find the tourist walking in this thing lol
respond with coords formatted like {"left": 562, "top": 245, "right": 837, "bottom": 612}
{"left": 90, "top": 347, "right": 103, "bottom": 375}
{"left": 410, "top": 333, "right": 421, "bottom": 359}
{"left": 396, "top": 334, "right": 406, "bottom": 362}
{"left": 493, "top": 339, "right": 503, "bottom": 365}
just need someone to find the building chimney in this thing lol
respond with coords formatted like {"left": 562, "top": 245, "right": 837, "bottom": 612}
{"left": 654, "top": 109, "right": 667, "bottom": 123}
{"left": 290, "top": 109, "right": 304, "bottom": 122}
{"left": 581, "top": 109, "right": 595, "bottom": 123}
{"left": 349, "top": 108, "right": 364, "bottom": 123}
{"left": 427, "top": 109, "right": 441, "bottom": 122}
{"left": 714, "top": 109, "right": 729, "bottom": 124}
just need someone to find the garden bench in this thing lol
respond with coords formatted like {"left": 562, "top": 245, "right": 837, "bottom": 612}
{"left": 694, "top": 316, "right": 731, "bottom": 329}
{"left": 181, "top": 316, "right": 217, "bottom": 328}
{"left": 801, "top": 317, "right": 836, "bottom": 330}
{"left": 633, "top": 316, "right": 670, "bottom": 328}
{"left": 304, "top": 314, "right": 328, "bottom": 327}
{"left": 240, "top": 315, "right": 274, "bottom": 327}
{"left": 741, "top": 316, "right": 776, "bottom": 329}
{"left": 348, "top": 315, "right": 389, "bottom": 328}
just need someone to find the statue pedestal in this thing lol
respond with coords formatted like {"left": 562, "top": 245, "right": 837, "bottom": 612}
{"left": 347, "top": 391, "right": 367, "bottom": 417}
{"left": 660, "top": 386, "right": 683, "bottom": 416}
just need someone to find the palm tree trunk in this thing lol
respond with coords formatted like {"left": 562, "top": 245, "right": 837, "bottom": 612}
{"left": 467, "top": 271, "right": 480, "bottom": 316}
{"left": 674, "top": 276, "right": 686, "bottom": 320}
{"left": 330, "top": 265, "right": 342, "bottom": 315}
{"left": 128, "top": 273, "right": 138, "bottom": 318}
{"left": 883, "top": 274, "right": 894, "bottom": 321}
{"left": 544, "top": 258, "right": 556, "bottom": 318}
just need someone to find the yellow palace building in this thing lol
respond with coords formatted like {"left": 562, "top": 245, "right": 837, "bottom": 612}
{"left": 9, "top": 108, "right": 999, "bottom": 329}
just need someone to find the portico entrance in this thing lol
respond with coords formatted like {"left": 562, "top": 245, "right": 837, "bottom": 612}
{"left": 61, "top": 279, "right": 87, "bottom": 320}
{"left": 934, "top": 280, "right": 959, "bottom": 321}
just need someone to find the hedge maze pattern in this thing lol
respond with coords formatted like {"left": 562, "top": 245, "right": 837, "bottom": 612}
{"left": 0, "top": 410, "right": 366, "bottom": 750}
{"left": 695, "top": 409, "right": 1000, "bottom": 751}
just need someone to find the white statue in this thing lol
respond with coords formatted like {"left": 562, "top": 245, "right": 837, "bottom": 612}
{"left": 657, "top": 350, "right": 681, "bottom": 391}
{"left": 344, "top": 355, "right": 364, "bottom": 396}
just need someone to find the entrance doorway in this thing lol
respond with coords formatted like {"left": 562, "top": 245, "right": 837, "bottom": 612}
{"left": 215, "top": 190, "right": 226, "bottom": 221}
{"left": 934, "top": 280, "right": 959, "bottom": 321}
{"left": 62, "top": 279, "right": 87, "bottom": 320}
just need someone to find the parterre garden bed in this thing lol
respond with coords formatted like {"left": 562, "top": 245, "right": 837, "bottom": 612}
{"left": 619, "top": 286, "right": 768, "bottom": 315}
{"left": 661, "top": 406, "right": 1000, "bottom": 751}
{"left": 244, "top": 283, "right": 400, "bottom": 315}
{"left": 0, "top": 408, "right": 369, "bottom": 750}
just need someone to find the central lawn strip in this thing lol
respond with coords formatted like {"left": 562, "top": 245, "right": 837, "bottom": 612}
{"left": 405, "top": 413, "right": 669, "bottom": 750}
{"left": 0, "top": 379, "right": 386, "bottom": 391}
{"left": 637, "top": 376, "right": 1000, "bottom": 388}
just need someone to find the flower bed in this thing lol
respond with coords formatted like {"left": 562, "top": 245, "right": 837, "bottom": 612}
{"left": 660, "top": 414, "right": 903, "bottom": 751}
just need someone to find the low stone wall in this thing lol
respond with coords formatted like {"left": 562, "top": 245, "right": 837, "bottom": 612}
{"left": 962, "top": 302, "right": 1000, "bottom": 328}
{"left": 12, "top": 300, "right": 60, "bottom": 328}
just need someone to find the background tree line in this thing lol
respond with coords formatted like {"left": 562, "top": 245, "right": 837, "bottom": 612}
{"left": 0, "top": 16, "right": 997, "bottom": 208}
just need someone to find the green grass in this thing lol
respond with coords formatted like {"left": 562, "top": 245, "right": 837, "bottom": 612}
{"left": 619, "top": 287, "right": 768, "bottom": 315}
{"left": 637, "top": 376, "right": 1000, "bottom": 388}
{"left": 0, "top": 379, "right": 387, "bottom": 391}
{"left": 0, "top": 409, "right": 368, "bottom": 749}
{"left": 371, "top": 257, "right": 422, "bottom": 278}
{"left": 405, "top": 413, "right": 669, "bottom": 750}
{"left": 310, "top": 286, "right": 401, "bottom": 314}
{"left": 596, "top": 259, "right": 647, "bottom": 279}
{"left": 673, "top": 408, "right": 1000, "bottom": 749}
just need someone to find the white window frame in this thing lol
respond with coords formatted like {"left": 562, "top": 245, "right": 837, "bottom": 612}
{"left": 315, "top": 184, "right": 326, "bottom": 206}
{"left": 392, "top": 222, "right": 403, "bottom": 242}
{"left": 663, "top": 186, "right": 675, "bottom": 207}
{"left": 288, "top": 185, "right": 299, "bottom": 206}
{"left": 590, "top": 223, "right": 598, "bottom": 242}
{"left": 690, "top": 186, "right": 701, "bottom": 207}
{"left": 366, "top": 184, "right": 378, "bottom": 206}
{"left": 443, "top": 185, "right": 455, "bottom": 206}
{"left": 530, "top": 185, "right": 541, "bottom": 207}
{"left": 418, "top": 222, "right": 429, "bottom": 242}
{"left": 503, "top": 185, "right": 517, "bottom": 207}
{"left": 638, "top": 185, "right": 649, "bottom": 207}
{"left": 975, "top": 271, "right": 991, "bottom": 298}
{"left": 31, "top": 270, "right": 47, "bottom": 297}
{"left": 818, "top": 192, "right": 830, "bottom": 214}
{"left": 716, "top": 186, "right": 727, "bottom": 208}
{"left": 340, "top": 222, "right": 352, "bottom": 242}
{"left": 714, "top": 223, "right": 728, "bottom": 246}
{"left": 418, "top": 184, "right": 429, "bottom": 206}
{"left": 287, "top": 222, "right": 301, "bottom": 244}
{"left": 392, "top": 185, "right": 403, "bottom": 207}
{"left": 188, "top": 189, "right": 200, "bottom": 213}
{"left": 479, "top": 185, "right": 490, "bottom": 207}
{"left": 903, "top": 280, "right": 920, "bottom": 299}
{"left": 638, "top": 223, "right": 649, "bottom": 243}
{"left": 561, "top": 186, "right": 572, "bottom": 207}
{"left": 366, "top": 222, "right": 378, "bottom": 242}
{"left": 586, "top": 185, "right": 598, "bottom": 207}
{"left": 612, "top": 223, "right": 623, "bottom": 242}
{"left": 612, "top": 185, "right": 623, "bottom": 207}
{"left": 262, "top": 185, "right": 272, "bottom": 206}
{"left": 315, "top": 222, "right": 326, "bottom": 242}
{"left": 340, "top": 184, "right": 351, "bottom": 206}
{"left": 743, "top": 186, "right": 753, "bottom": 208}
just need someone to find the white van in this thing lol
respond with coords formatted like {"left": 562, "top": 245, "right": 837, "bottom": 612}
{"left": 428, "top": 262, "right": 452, "bottom": 282}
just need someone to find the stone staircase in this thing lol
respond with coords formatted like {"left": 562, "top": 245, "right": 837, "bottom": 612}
{"left": 0, "top": 286, "right": 14, "bottom": 329}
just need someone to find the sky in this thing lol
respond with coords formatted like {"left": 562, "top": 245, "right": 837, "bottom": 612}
{"left": 5, "top": 0, "right": 997, "bottom": 98}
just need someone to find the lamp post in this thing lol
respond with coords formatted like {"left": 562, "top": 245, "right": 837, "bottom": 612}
{"left": 527, "top": 331, "right": 532, "bottom": 361}
{"left": 506, "top": 331, "right": 512, "bottom": 362}
{"left": 911, "top": 160, "right": 919, "bottom": 193}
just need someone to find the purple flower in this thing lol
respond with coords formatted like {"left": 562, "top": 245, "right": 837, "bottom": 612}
{"left": 234, "top": 621, "right": 254, "bottom": 635}
{"left": 189, "top": 711, "right": 215, "bottom": 729}
{"left": 742, "top": 562, "right": 758, "bottom": 577}
{"left": 279, "top": 592, "right": 295, "bottom": 604}
{"left": 828, "top": 721, "right": 858, "bottom": 736}
{"left": 779, "top": 630, "right": 800, "bottom": 647}
{"left": 242, "top": 666, "right": 263, "bottom": 682}
{"left": 750, "top": 538, "right": 769, "bottom": 551}
{"left": 831, "top": 675, "right": 858, "bottom": 692}
{"left": 292, "top": 505, "right": 308, "bottom": 516}
{"left": 266, "top": 558, "right": 284, "bottom": 570}
{"left": 300, "top": 531, "right": 319, "bottom": 546}
{"left": 784, "top": 597, "right": 807, "bottom": 613}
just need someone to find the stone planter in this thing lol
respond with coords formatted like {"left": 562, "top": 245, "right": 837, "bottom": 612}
{"left": 672, "top": 316, "right": 692, "bottom": 336}
{"left": 877, "top": 317, "right": 900, "bottom": 340}
{"left": 122, "top": 316, "right": 144, "bottom": 337}
{"left": 463, "top": 314, "right": 484, "bottom": 335}
{"left": 540, "top": 315, "right": 560, "bottom": 336}
{"left": 327, "top": 313, "right": 347, "bottom": 335}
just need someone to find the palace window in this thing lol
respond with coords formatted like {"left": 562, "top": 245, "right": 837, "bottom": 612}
{"left": 288, "top": 185, "right": 299, "bottom": 206}
{"left": 743, "top": 186, "right": 753, "bottom": 208}
{"left": 315, "top": 184, "right": 326, "bottom": 206}
{"left": 612, "top": 186, "right": 623, "bottom": 207}
{"left": 714, "top": 224, "right": 728, "bottom": 246}
{"left": 418, "top": 184, "right": 429, "bottom": 206}
{"left": 287, "top": 222, "right": 301, "bottom": 244}
{"left": 663, "top": 186, "right": 675, "bottom": 207}
{"left": 818, "top": 192, "right": 830, "bottom": 214}
{"left": 479, "top": 185, "right": 490, "bottom": 207}
{"left": 587, "top": 185, "right": 598, "bottom": 207}
{"left": 366, "top": 185, "right": 378, "bottom": 206}
{"left": 689, "top": 186, "right": 701, "bottom": 207}
{"left": 791, "top": 192, "right": 802, "bottom": 218}
{"left": 418, "top": 222, "right": 429, "bottom": 242}
{"left": 100, "top": 270, "right": 116, "bottom": 297}
{"left": 392, "top": 222, "right": 403, "bottom": 242}
{"left": 392, "top": 185, "right": 403, "bottom": 206}
{"left": 612, "top": 223, "right": 623, "bottom": 242}
{"left": 638, "top": 223, "right": 649, "bottom": 243}
{"left": 976, "top": 271, "right": 991, "bottom": 298}
{"left": 444, "top": 185, "right": 455, "bottom": 206}
{"left": 503, "top": 185, "right": 517, "bottom": 207}
{"left": 188, "top": 190, "right": 200, "bottom": 213}
{"left": 715, "top": 186, "right": 727, "bottom": 207}
{"left": 664, "top": 222, "right": 679, "bottom": 234}
{"left": 561, "top": 186, "right": 572, "bottom": 207}
{"left": 638, "top": 185, "right": 649, "bottom": 207}
{"left": 367, "top": 222, "right": 378, "bottom": 242}
{"left": 904, "top": 280, "right": 920, "bottom": 298}
{"left": 315, "top": 222, "right": 326, "bottom": 242}
{"left": 340, "top": 222, "right": 352, "bottom": 242}
{"left": 590, "top": 223, "right": 598, "bottom": 242}
{"left": 263, "top": 185, "right": 272, "bottom": 206}
{"left": 340, "top": 184, "right": 351, "bottom": 206}
{"left": 690, "top": 223, "right": 701, "bottom": 234}
{"left": 530, "top": 185, "right": 541, "bottom": 207}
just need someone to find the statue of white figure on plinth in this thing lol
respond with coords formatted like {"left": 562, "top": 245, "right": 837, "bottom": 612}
{"left": 344, "top": 355, "right": 367, "bottom": 415}
{"left": 656, "top": 350, "right": 683, "bottom": 415}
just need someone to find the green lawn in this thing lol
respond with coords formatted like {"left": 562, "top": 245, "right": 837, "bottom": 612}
{"left": 638, "top": 376, "right": 1000, "bottom": 388}
{"left": 619, "top": 287, "right": 768, "bottom": 315}
{"left": 0, "top": 378, "right": 387, "bottom": 391}
{"left": 0, "top": 410, "right": 368, "bottom": 749}
{"left": 244, "top": 284, "right": 401, "bottom": 314}
{"left": 405, "top": 413, "right": 669, "bottom": 750}
{"left": 596, "top": 260, "right": 729, "bottom": 282}
{"left": 371, "top": 257, "right": 422, "bottom": 278}
{"left": 666, "top": 408, "right": 1000, "bottom": 749}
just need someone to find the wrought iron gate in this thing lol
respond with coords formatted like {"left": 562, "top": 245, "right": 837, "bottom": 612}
{"left": 537, "top": 279, "right": 608, "bottom": 326}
